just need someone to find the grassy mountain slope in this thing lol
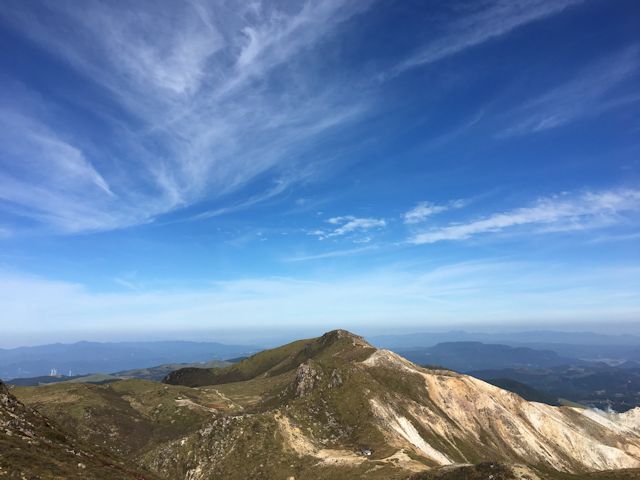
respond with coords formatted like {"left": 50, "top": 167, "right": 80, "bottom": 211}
{"left": 163, "top": 329, "right": 374, "bottom": 387}
{"left": 160, "top": 330, "right": 640, "bottom": 477}
{"left": 0, "top": 380, "right": 158, "bottom": 479}
{"left": 13, "top": 379, "right": 236, "bottom": 459}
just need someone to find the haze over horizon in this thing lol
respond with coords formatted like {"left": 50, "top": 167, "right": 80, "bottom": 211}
{"left": 1, "top": 0, "right": 639, "bottom": 344}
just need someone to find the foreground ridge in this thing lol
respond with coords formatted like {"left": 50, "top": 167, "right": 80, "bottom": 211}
{"left": 6, "top": 330, "right": 640, "bottom": 479}
{"left": 0, "top": 380, "right": 158, "bottom": 479}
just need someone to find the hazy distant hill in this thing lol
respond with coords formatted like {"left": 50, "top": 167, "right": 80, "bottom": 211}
{"left": 0, "top": 340, "right": 258, "bottom": 379}
{"left": 395, "top": 342, "right": 586, "bottom": 372}
{"left": 371, "top": 331, "right": 640, "bottom": 366}
{"left": 471, "top": 364, "right": 640, "bottom": 412}
{"left": 7, "top": 359, "right": 233, "bottom": 386}
{"left": 369, "top": 330, "right": 640, "bottom": 349}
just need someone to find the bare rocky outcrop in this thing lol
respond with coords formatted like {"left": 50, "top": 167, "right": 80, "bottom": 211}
{"left": 293, "top": 362, "right": 323, "bottom": 397}
{"left": 328, "top": 369, "right": 343, "bottom": 388}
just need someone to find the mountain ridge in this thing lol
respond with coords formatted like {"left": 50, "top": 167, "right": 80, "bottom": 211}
{"left": 6, "top": 330, "right": 640, "bottom": 479}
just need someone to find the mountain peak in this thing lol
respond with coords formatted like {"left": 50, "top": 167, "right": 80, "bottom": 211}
{"left": 318, "top": 329, "right": 370, "bottom": 347}
{"left": 164, "top": 329, "right": 374, "bottom": 387}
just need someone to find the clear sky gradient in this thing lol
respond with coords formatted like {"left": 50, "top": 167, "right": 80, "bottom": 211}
{"left": 1, "top": 0, "right": 639, "bottom": 346}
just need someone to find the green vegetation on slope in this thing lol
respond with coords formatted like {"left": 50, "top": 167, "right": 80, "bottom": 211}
{"left": 163, "top": 329, "right": 375, "bottom": 387}
{"left": 13, "top": 379, "right": 236, "bottom": 459}
{"left": 0, "top": 380, "right": 159, "bottom": 480}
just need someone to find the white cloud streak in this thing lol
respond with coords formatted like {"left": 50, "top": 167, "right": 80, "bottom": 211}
{"left": 404, "top": 200, "right": 465, "bottom": 224}
{"left": 391, "top": 0, "right": 582, "bottom": 76}
{"left": 314, "top": 216, "right": 387, "bottom": 239}
{"left": 0, "top": 0, "right": 373, "bottom": 233}
{"left": 284, "top": 246, "right": 377, "bottom": 262}
{"left": 501, "top": 47, "right": 640, "bottom": 136}
{"left": 410, "top": 188, "right": 640, "bottom": 244}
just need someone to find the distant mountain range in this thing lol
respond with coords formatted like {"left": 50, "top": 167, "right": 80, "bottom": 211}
{"left": 7, "top": 359, "right": 234, "bottom": 386}
{"left": 6, "top": 330, "right": 640, "bottom": 479}
{"left": 395, "top": 342, "right": 587, "bottom": 372}
{"left": 0, "top": 340, "right": 258, "bottom": 379}
{"left": 370, "top": 330, "right": 640, "bottom": 364}
{"left": 471, "top": 364, "right": 640, "bottom": 413}
{"left": 5, "top": 329, "right": 640, "bottom": 381}
{"left": 369, "top": 330, "right": 640, "bottom": 348}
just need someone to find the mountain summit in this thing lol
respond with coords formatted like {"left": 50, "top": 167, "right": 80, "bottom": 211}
{"left": 159, "top": 329, "right": 640, "bottom": 478}
{"left": 163, "top": 329, "right": 373, "bottom": 387}
{"left": 6, "top": 331, "right": 640, "bottom": 479}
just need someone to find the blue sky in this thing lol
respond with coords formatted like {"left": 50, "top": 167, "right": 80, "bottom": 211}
{"left": 1, "top": 0, "right": 639, "bottom": 346}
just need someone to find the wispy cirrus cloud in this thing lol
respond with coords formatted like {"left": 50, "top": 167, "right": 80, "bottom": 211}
{"left": 390, "top": 0, "right": 582, "bottom": 77}
{"left": 284, "top": 245, "right": 377, "bottom": 262}
{"left": 404, "top": 200, "right": 466, "bottom": 224}
{"left": 0, "top": 103, "right": 141, "bottom": 233}
{"left": 410, "top": 188, "right": 640, "bottom": 244}
{"left": 313, "top": 216, "right": 386, "bottom": 240}
{"left": 500, "top": 47, "right": 640, "bottom": 136}
{"left": 0, "top": 0, "right": 373, "bottom": 233}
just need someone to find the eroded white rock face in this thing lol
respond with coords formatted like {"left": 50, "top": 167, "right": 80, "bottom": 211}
{"left": 369, "top": 398, "right": 452, "bottom": 466}
{"left": 362, "top": 349, "right": 640, "bottom": 473}
{"left": 579, "top": 407, "right": 640, "bottom": 435}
